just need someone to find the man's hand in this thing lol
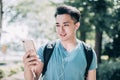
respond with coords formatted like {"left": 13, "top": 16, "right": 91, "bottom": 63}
{"left": 23, "top": 49, "right": 44, "bottom": 80}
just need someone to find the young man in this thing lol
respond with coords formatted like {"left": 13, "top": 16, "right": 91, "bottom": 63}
{"left": 23, "top": 5, "right": 97, "bottom": 80}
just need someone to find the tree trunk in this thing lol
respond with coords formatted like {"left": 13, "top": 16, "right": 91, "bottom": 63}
{"left": 0, "top": 0, "right": 3, "bottom": 41}
{"left": 95, "top": 27, "right": 102, "bottom": 63}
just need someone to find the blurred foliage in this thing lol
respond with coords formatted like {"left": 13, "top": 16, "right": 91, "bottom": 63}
{"left": 103, "top": 8, "right": 120, "bottom": 58}
{"left": 0, "top": 69, "right": 5, "bottom": 79}
{"left": 1, "top": 0, "right": 59, "bottom": 53}
{"left": 97, "top": 58, "right": 120, "bottom": 80}
{"left": 3, "top": 0, "right": 57, "bottom": 41}
{"left": 0, "top": 62, "right": 23, "bottom": 79}
{"left": 8, "top": 69, "right": 17, "bottom": 76}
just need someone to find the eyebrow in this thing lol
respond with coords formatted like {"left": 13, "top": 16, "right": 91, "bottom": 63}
{"left": 56, "top": 21, "right": 70, "bottom": 24}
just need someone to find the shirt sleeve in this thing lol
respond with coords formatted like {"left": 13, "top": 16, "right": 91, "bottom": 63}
{"left": 37, "top": 45, "right": 45, "bottom": 63}
{"left": 89, "top": 49, "right": 98, "bottom": 70}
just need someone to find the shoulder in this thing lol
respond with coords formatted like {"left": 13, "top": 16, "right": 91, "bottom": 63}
{"left": 77, "top": 40, "right": 90, "bottom": 49}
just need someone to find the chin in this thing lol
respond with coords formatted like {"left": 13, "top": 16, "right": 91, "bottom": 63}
{"left": 58, "top": 35, "right": 69, "bottom": 41}
{"left": 60, "top": 37, "right": 69, "bottom": 42}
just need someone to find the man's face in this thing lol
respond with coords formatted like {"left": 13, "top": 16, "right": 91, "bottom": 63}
{"left": 55, "top": 14, "right": 79, "bottom": 41}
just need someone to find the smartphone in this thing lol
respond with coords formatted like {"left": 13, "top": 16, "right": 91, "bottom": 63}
{"left": 22, "top": 40, "right": 36, "bottom": 53}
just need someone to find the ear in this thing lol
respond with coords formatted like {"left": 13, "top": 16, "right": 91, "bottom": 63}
{"left": 75, "top": 22, "right": 80, "bottom": 30}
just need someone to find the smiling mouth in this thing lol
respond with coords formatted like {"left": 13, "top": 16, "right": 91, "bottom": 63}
{"left": 60, "top": 34, "right": 66, "bottom": 37}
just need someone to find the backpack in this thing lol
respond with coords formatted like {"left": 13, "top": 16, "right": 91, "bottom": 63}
{"left": 42, "top": 41, "right": 93, "bottom": 80}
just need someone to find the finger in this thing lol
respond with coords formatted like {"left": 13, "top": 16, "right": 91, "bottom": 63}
{"left": 23, "top": 54, "right": 39, "bottom": 64}
{"left": 24, "top": 56, "right": 40, "bottom": 65}
{"left": 23, "top": 49, "right": 36, "bottom": 60}
{"left": 23, "top": 52, "right": 31, "bottom": 60}
{"left": 26, "top": 60, "right": 39, "bottom": 66}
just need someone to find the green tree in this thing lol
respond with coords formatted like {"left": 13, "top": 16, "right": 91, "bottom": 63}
{"left": 90, "top": 0, "right": 113, "bottom": 63}
{"left": 104, "top": 8, "right": 120, "bottom": 58}
{"left": 112, "top": 8, "right": 120, "bottom": 57}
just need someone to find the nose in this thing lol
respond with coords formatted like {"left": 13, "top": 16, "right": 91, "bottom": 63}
{"left": 59, "top": 25, "right": 64, "bottom": 32}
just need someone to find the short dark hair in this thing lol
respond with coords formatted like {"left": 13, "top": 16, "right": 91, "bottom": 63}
{"left": 54, "top": 5, "right": 81, "bottom": 22}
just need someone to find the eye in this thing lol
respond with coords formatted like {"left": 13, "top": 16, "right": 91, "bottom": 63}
{"left": 56, "top": 24, "right": 60, "bottom": 27}
{"left": 64, "top": 24, "right": 69, "bottom": 26}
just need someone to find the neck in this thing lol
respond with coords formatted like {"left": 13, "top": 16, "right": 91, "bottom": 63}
{"left": 61, "top": 38, "right": 78, "bottom": 52}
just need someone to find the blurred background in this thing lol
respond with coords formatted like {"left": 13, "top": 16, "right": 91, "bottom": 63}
{"left": 0, "top": 0, "right": 120, "bottom": 80}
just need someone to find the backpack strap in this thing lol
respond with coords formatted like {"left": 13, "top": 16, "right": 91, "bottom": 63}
{"left": 82, "top": 42, "right": 93, "bottom": 80}
{"left": 42, "top": 42, "right": 56, "bottom": 76}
